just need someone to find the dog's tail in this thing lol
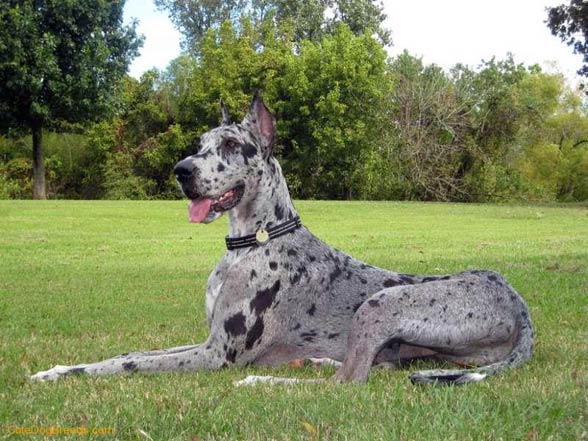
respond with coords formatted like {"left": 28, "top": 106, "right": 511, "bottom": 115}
{"left": 409, "top": 303, "right": 534, "bottom": 386}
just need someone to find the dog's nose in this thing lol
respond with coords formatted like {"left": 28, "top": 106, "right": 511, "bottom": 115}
{"left": 174, "top": 158, "right": 195, "bottom": 183}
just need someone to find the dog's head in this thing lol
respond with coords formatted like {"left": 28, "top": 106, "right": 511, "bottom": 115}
{"left": 174, "top": 92, "right": 276, "bottom": 223}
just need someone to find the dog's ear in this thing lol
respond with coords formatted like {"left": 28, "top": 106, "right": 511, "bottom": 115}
{"left": 220, "top": 99, "right": 232, "bottom": 126}
{"left": 243, "top": 91, "right": 275, "bottom": 156}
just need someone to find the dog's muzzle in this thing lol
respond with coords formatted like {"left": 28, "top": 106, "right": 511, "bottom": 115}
{"left": 174, "top": 158, "right": 201, "bottom": 200}
{"left": 174, "top": 158, "right": 195, "bottom": 185}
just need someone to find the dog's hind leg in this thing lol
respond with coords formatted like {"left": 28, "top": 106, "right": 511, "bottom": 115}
{"left": 333, "top": 271, "right": 533, "bottom": 384}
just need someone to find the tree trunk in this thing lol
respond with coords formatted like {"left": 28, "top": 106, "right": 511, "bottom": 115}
{"left": 32, "top": 122, "right": 46, "bottom": 200}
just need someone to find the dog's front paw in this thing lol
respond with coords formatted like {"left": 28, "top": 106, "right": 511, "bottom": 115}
{"left": 30, "top": 365, "right": 75, "bottom": 381}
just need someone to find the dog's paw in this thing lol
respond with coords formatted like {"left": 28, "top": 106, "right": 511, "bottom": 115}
{"left": 30, "top": 365, "right": 74, "bottom": 381}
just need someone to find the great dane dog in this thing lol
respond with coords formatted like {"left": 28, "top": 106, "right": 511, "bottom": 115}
{"left": 32, "top": 93, "right": 533, "bottom": 385}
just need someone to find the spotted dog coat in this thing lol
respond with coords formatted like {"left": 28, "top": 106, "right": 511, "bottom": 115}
{"left": 31, "top": 93, "right": 534, "bottom": 384}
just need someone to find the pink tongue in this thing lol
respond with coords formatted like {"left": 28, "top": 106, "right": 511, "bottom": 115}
{"left": 188, "top": 199, "right": 213, "bottom": 223}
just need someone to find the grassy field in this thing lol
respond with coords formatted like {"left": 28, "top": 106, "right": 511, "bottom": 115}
{"left": 1, "top": 200, "right": 587, "bottom": 440}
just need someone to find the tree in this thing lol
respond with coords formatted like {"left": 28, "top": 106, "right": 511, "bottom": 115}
{"left": 547, "top": 0, "right": 588, "bottom": 78}
{"left": 155, "top": 0, "right": 389, "bottom": 53}
{"left": 0, "top": 0, "right": 142, "bottom": 199}
{"left": 278, "top": 23, "right": 389, "bottom": 199}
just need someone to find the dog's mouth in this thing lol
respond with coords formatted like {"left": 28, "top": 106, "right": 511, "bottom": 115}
{"left": 188, "top": 184, "right": 245, "bottom": 223}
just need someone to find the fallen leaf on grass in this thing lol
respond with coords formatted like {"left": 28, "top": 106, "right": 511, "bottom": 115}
{"left": 301, "top": 421, "right": 318, "bottom": 438}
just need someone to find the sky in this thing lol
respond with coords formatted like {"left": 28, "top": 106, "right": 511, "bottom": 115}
{"left": 124, "top": 0, "right": 585, "bottom": 87}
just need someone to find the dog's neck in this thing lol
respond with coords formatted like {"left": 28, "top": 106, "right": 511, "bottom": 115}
{"left": 228, "top": 157, "right": 298, "bottom": 238}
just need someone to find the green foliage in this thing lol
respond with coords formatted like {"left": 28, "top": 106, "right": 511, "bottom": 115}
{"left": 155, "top": 0, "right": 389, "bottom": 53}
{"left": 0, "top": 0, "right": 142, "bottom": 198}
{"left": 278, "top": 23, "right": 390, "bottom": 198}
{"left": 89, "top": 73, "right": 189, "bottom": 200}
{"left": 0, "top": 0, "right": 142, "bottom": 130}
{"left": 0, "top": 157, "right": 31, "bottom": 199}
{"left": 547, "top": 0, "right": 588, "bottom": 78}
{"left": 103, "top": 152, "right": 157, "bottom": 200}
{"left": 2, "top": 6, "right": 588, "bottom": 203}
{"left": 558, "top": 144, "right": 588, "bottom": 200}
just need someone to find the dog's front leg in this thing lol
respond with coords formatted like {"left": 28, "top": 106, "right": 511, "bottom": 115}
{"left": 30, "top": 339, "right": 225, "bottom": 381}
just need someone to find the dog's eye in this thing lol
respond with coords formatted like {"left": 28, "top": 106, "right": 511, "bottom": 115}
{"left": 224, "top": 140, "right": 238, "bottom": 150}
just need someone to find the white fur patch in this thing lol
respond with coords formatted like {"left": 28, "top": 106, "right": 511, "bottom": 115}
{"left": 233, "top": 375, "right": 325, "bottom": 387}
{"left": 30, "top": 365, "right": 72, "bottom": 381}
{"left": 461, "top": 372, "right": 487, "bottom": 383}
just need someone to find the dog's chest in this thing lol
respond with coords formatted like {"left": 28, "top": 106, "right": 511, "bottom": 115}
{"left": 205, "top": 252, "right": 250, "bottom": 323}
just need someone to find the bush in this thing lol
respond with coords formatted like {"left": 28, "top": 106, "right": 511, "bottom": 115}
{"left": 0, "top": 158, "right": 32, "bottom": 198}
{"left": 350, "top": 147, "right": 407, "bottom": 200}
{"left": 103, "top": 152, "right": 157, "bottom": 200}
{"left": 558, "top": 146, "right": 588, "bottom": 201}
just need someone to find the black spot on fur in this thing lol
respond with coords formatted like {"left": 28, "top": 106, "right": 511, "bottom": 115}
{"left": 429, "top": 298, "right": 437, "bottom": 306}
{"left": 122, "top": 361, "right": 137, "bottom": 372}
{"left": 274, "top": 204, "right": 284, "bottom": 220}
{"left": 241, "top": 143, "right": 257, "bottom": 164}
{"left": 245, "top": 317, "right": 264, "bottom": 349}
{"left": 287, "top": 248, "right": 297, "bottom": 257}
{"left": 226, "top": 348, "right": 237, "bottom": 363}
{"left": 368, "top": 299, "right": 380, "bottom": 307}
{"left": 422, "top": 276, "right": 440, "bottom": 283}
{"left": 307, "top": 304, "right": 316, "bottom": 316}
{"left": 427, "top": 374, "right": 464, "bottom": 384}
{"left": 250, "top": 280, "right": 281, "bottom": 315}
{"left": 269, "top": 261, "right": 278, "bottom": 270}
{"left": 250, "top": 269, "right": 257, "bottom": 280}
{"left": 67, "top": 367, "right": 86, "bottom": 376}
{"left": 467, "top": 312, "right": 473, "bottom": 319}
{"left": 217, "top": 163, "right": 226, "bottom": 172}
{"left": 400, "top": 275, "right": 416, "bottom": 285}
{"left": 352, "top": 302, "right": 363, "bottom": 312}
{"left": 293, "top": 323, "right": 301, "bottom": 330}
{"left": 265, "top": 249, "right": 270, "bottom": 256}
{"left": 383, "top": 278, "right": 398, "bottom": 288}
{"left": 329, "top": 266, "right": 343, "bottom": 284}
{"left": 328, "top": 332, "right": 340, "bottom": 339}
{"left": 224, "top": 312, "right": 247, "bottom": 336}
{"left": 290, "top": 268, "right": 304, "bottom": 285}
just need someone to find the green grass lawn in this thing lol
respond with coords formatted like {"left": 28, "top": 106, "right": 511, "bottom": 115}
{"left": 1, "top": 200, "right": 587, "bottom": 440}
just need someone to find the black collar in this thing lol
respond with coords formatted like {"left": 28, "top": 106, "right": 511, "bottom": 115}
{"left": 225, "top": 216, "right": 302, "bottom": 250}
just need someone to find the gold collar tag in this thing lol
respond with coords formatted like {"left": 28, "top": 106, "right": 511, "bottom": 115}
{"left": 255, "top": 228, "right": 270, "bottom": 246}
